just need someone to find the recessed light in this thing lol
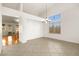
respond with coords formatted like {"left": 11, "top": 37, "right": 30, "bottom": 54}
{"left": 16, "top": 19, "right": 19, "bottom": 22}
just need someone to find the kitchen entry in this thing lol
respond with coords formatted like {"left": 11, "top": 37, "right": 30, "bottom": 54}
{"left": 2, "top": 15, "right": 19, "bottom": 46}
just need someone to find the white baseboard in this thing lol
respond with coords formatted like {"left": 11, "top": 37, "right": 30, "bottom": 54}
{"left": 0, "top": 49, "right": 1, "bottom": 54}
{"left": 0, "top": 47, "right": 2, "bottom": 54}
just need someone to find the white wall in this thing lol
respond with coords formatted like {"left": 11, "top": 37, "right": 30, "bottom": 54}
{"left": 25, "top": 20, "right": 43, "bottom": 40}
{"left": 2, "top": 7, "right": 20, "bottom": 18}
{"left": 0, "top": 4, "right": 2, "bottom": 54}
{"left": 44, "top": 6, "right": 79, "bottom": 43}
{"left": 62, "top": 7, "right": 79, "bottom": 43}
{"left": 19, "top": 13, "right": 44, "bottom": 43}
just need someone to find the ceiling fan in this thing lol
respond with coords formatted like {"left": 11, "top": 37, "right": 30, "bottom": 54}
{"left": 41, "top": 3, "right": 52, "bottom": 23}
{"left": 41, "top": 18, "right": 52, "bottom": 23}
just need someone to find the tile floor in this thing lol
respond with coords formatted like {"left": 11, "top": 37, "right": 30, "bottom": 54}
{"left": 0, "top": 37, "right": 79, "bottom": 56}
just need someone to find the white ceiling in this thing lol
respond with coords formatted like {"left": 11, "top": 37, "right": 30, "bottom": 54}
{"left": 23, "top": 3, "right": 46, "bottom": 18}
{"left": 2, "top": 15, "right": 19, "bottom": 23}
{"left": 2, "top": 3, "right": 20, "bottom": 10}
{"left": 2, "top": 3, "right": 79, "bottom": 19}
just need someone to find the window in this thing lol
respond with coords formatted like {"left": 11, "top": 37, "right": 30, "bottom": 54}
{"left": 49, "top": 13, "right": 61, "bottom": 34}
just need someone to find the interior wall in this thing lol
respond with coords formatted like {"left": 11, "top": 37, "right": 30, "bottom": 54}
{"left": 44, "top": 6, "right": 79, "bottom": 43}
{"left": 25, "top": 20, "right": 43, "bottom": 40}
{"left": 19, "top": 13, "right": 44, "bottom": 43}
{"left": 2, "top": 7, "right": 20, "bottom": 18}
{"left": 0, "top": 4, "right": 2, "bottom": 54}
{"left": 61, "top": 7, "right": 79, "bottom": 43}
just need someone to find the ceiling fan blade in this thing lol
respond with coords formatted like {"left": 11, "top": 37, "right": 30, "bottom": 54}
{"left": 47, "top": 20, "right": 52, "bottom": 21}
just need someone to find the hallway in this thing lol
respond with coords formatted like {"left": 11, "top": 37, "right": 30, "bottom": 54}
{"left": 1, "top": 37, "right": 79, "bottom": 56}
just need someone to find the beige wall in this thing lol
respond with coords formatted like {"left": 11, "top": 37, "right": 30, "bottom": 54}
{"left": 44, "top": 6, "right": 79, "bottom": 43}
{"left": 61, "top": 7, "right": 79, "bottom": 43}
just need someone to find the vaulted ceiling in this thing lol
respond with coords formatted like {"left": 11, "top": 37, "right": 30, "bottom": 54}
{"left": 2, "top": 3, "right": 79, "bottom": 19}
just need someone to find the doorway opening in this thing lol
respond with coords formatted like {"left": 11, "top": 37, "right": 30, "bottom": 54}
{"left": 2, "top": 15, "right": 19, "bottom": 46}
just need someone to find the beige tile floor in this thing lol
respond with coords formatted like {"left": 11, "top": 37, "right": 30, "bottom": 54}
{"left": 0, "top": 37, "right": 79, "bottom": 56}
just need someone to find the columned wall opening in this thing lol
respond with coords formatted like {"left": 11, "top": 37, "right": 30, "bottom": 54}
{"left": 2, "top": 15, "right": 19, "bottom": 46}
